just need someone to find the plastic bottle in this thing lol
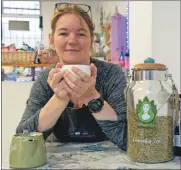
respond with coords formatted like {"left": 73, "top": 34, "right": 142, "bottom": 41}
{"left": 35, "top": 41, "right": 44, "bottom": 55}
{"left": 119, "top": 50, "right": 125, "bottom": 67}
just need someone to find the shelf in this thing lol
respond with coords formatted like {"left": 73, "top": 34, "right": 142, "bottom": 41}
{"left": 2, "top": 63, "right": 54, "bottom": 67}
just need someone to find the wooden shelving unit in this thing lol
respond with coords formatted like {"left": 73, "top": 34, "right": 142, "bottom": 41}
{"left": 2, "top": 63, "right": 54, "bottom": 67}
{"left": 2, "top": 63, "right": 55, "bottom": 81}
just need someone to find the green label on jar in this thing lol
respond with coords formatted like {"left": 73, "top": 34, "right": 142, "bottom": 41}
{"left": 136, "top": 97, "right": 157, "bottom": 127}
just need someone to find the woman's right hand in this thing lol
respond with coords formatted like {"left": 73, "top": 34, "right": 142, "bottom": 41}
{"left": 47, "top": 63, "right": 70, "bottom": 101}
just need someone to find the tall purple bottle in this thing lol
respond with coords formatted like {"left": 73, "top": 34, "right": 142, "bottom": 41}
{"left": 111, "top": 12, "right": 126, "bottom": 63}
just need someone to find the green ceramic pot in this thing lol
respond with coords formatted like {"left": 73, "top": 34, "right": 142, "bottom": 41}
{"left": 9, "top": 132, "right": 47, "bottom": 168}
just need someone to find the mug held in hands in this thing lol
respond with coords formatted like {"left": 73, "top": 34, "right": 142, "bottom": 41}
{"left": 60, "top": 65, "right": 91, "bottom": 79}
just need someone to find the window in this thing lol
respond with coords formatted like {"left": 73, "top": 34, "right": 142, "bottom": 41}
{"left": 2, "top": 1, "right": 42, "bottom": 49}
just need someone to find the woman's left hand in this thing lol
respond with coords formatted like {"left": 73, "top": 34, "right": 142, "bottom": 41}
{"left": 62, "top": 63, "right": 100, "bottom": 105}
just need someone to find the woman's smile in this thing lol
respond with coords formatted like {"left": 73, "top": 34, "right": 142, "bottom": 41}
{"left": 65, "top": 49, "right": 80, "bottom": 52}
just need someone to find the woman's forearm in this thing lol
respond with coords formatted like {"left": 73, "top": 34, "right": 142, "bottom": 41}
{"left": 37, "top": 94, "right": 69, "bottom": 132}
{"left": 92, "top": 101, "right": 127, "bottom": 150}
{"left": 92, "top": 101, "right": 118, "bottom": 121}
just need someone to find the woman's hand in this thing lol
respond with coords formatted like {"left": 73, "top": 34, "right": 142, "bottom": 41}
{"left": 71, "top": 97, "right": 84, "bottom": 108}
{"left": 62, "top": 63, "right": 100, "bottom": 105}
{"left": 47, "top": 63, "right": 70, "bottom": 101}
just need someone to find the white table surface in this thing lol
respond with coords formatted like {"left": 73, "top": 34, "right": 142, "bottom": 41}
{"left": 3, "top": 141, "right": 180, "bottom": 169}
{"left": 41, "top": 141, "right": 180, "bottom": 169}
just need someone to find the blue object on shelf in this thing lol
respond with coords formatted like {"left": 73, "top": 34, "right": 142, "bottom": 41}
{"left": 6, "top": 73, "right": 17, "bottom": 81}
{"left": 144, "top": 57, "right": 155, "bottom": 63}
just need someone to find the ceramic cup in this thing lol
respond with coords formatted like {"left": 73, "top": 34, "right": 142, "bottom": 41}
{"left": 60, "top": 65, "right": 91, "bottom": 79}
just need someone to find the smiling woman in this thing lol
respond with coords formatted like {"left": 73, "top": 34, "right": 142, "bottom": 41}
{"left": 49, "top": 13, "right": 92, "bottom": 65}
{"left": 49, "top": 3, "right": 94, "bottom": 65}
{"left": 16, "top": 3, "right": 127, "bottom": 151}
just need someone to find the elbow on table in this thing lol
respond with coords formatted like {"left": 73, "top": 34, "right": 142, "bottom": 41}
{"left": 15, "top": 123, "right": 27, "bottom": 134}
{"left": 15, "top": 121, "right": 37, "bottom": 134}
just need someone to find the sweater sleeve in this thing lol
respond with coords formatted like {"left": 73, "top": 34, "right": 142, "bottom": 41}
{"left": 16, "top": 70, "right": 53, "bottom": 139}
{"left": 96, "top": 65, "right": 127, "bottom": 150}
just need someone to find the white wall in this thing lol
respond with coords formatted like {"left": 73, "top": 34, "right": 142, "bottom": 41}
{"left": 152, "top": 1, "right": 180, "bottom": 92}
{"left": 42, "top": 0, "right": 101, "bottom": 47}
{"left": 2, "top": 82, "right": 33, "bottom": 166}
{"left": 129, "top": 1, "right": 180, "bottom": 92}
{"left": 129, "top": 1, "right": 153, "bottom": 69}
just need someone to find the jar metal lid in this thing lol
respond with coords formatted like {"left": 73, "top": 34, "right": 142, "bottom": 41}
{"left": 133, "top": 63, "right": 167, "bottom": 70}
{"left": 133, "top": 58, "right": 167, "bottom": 70}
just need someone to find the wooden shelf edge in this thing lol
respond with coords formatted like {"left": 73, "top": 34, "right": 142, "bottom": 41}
{"left": 2, "top": 63, "right": 55, "bottom": 67}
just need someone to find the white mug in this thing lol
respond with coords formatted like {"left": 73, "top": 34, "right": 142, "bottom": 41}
{"left": 60, "top": 65, "right": 91, "bottom": 79}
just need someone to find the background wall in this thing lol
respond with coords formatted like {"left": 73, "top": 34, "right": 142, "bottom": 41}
{"left": 152, "top": 1, "right": 180, "bottom": 92}
{"left": 129, "top": 1, "right": 153, "bottom": 68}
{"left": 129, "top": 1, "right": 180, "bottom": 92}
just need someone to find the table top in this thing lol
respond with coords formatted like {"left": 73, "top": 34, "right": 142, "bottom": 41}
{"left": 38, "top": 141, "right": 180, "bottom": 169}
{"left": 2, "top": 141, "right": 180, "bottom": 169}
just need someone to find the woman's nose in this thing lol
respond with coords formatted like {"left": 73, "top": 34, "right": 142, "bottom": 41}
{"left": 67, "top": 33, "right": 77, "bottom": 45}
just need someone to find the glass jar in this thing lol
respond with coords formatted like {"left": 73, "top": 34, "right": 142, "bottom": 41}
{"left": 126, "top": 58, "right": 179, "bottom": 163}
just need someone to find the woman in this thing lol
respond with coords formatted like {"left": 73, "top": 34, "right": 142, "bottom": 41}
{"left": 16, "top": 3, "right": 127, "bottom": 150}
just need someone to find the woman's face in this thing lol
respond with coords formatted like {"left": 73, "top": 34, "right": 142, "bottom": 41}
{"left": 143, "top": 104, "right": 150, "bottom": 113}
{"left": 51, "top": 14, "right": 92, "bottom": 65}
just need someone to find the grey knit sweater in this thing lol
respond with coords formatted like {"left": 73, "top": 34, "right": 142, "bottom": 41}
{"left": 16, "top": 58, "right": 127, "bottom": 150}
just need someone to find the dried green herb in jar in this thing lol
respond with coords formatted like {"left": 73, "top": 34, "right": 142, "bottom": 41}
{"left": 127, "top": 110, "right": 173, "bottom": 163}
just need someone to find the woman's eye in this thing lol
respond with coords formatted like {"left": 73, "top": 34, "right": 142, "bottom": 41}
{"left": 59, "top": 32, "right": 68, "bottom": 36}
{"left": 78, "top": 33, "right": 86, "bottom": 37}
